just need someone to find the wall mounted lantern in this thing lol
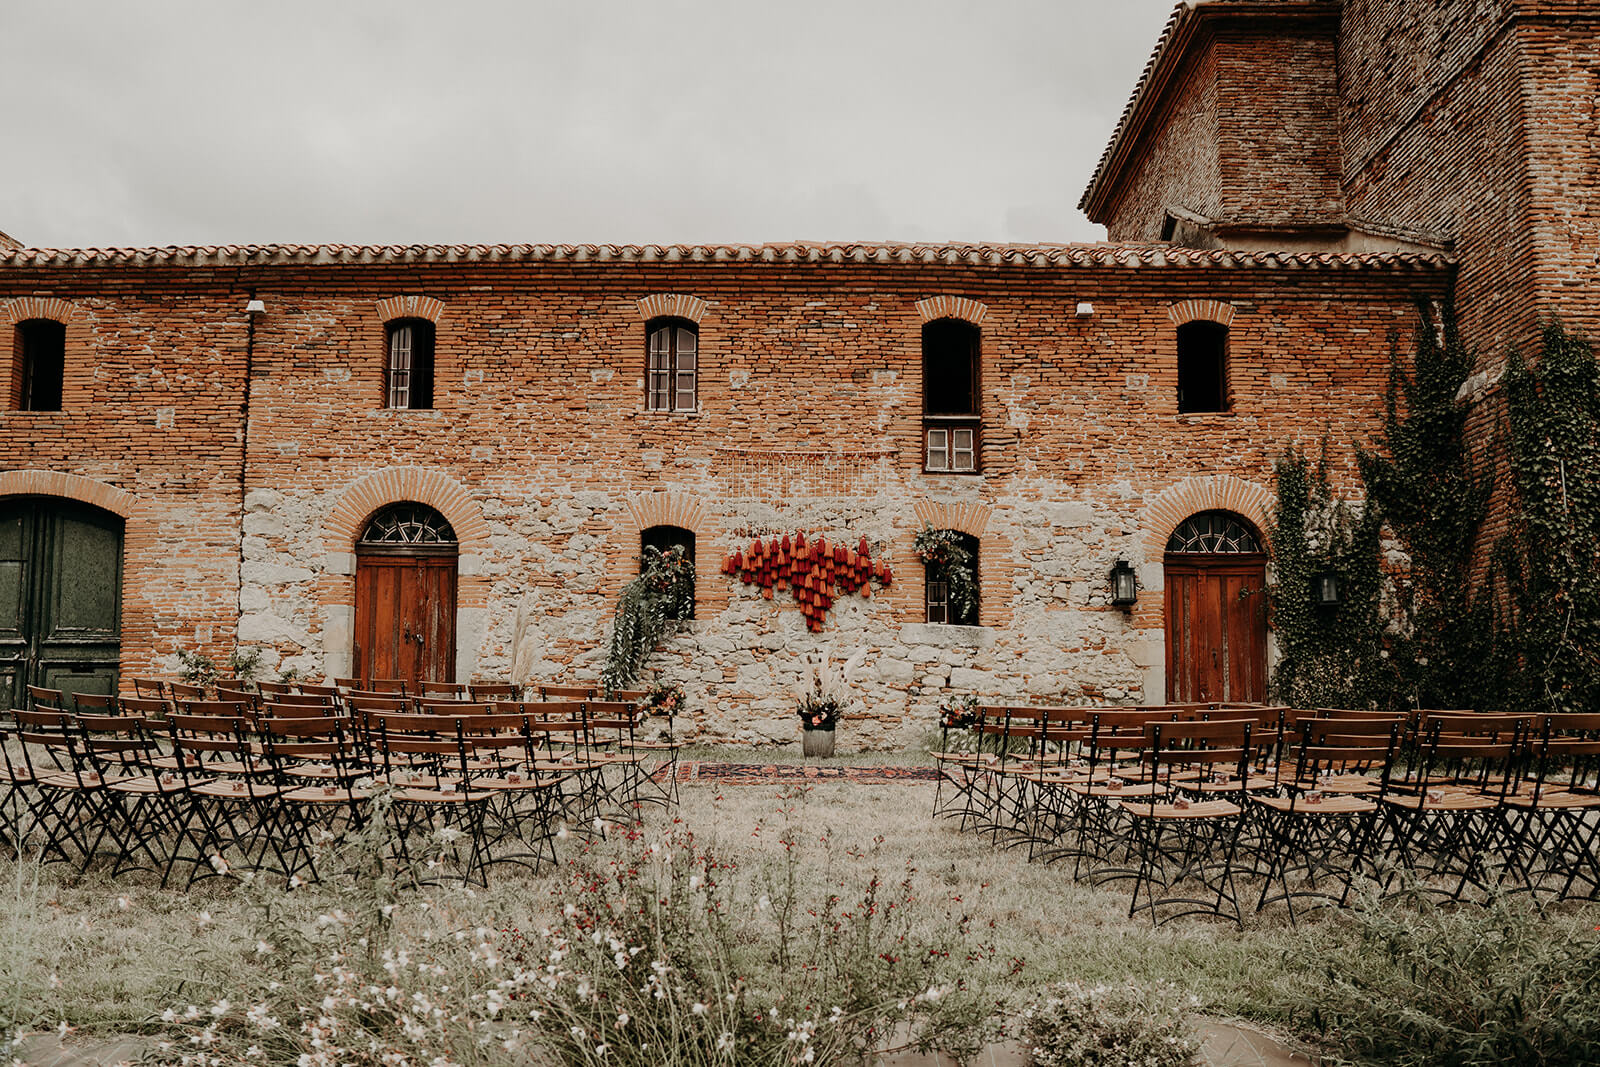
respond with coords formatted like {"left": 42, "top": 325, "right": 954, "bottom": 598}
{"left": 1110, "top": 559, "right": 1138, "bottom": 607}
{"left": 1314, "top": 569, "right": 1342, "bottom": 609}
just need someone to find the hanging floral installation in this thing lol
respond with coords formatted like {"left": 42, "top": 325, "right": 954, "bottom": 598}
{"left": 721, "top": 531, "right": 893, "bottom": 631}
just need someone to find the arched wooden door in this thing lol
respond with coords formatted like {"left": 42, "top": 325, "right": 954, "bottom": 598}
{"left": 0, "top": 496, "right": 123, "bottom": 707}
{"left": 353, "top": 504, "right": 458, "bottom": 686}
{"left": 1164, "top": 511, "right": 1267, "bottom": 704}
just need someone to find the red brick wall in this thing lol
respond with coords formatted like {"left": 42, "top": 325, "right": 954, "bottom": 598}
{"left": 1100, "top": 42, "right": 1223, "bottom": 243}
{"left": 1215, "top": 27, "right": 1344, "bottom": 228}
{"left": 0, "top": 278, "right": 248, "bottom": 679}
{"left": 0, "top": 252, "right": 1450, "bottom": 737}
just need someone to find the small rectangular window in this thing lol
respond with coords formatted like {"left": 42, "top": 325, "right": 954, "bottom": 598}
{"left": 13, "top": 320, "right": 65, "bottom": 411}
{"left": 646, "top": 320, "right": 697, "bottom": 412}
{"left": 924, "top": 420, "right": 978, "bottom": 473}
{"left": 385, "top": 319, "right": 435, "bottom": 410}
{"left": 926, "top": 580, "right": 950, "bottom": 625}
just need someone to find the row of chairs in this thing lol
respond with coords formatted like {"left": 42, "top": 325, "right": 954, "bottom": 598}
{"left": 934, "top": 704, "right": 1600, "bottom": 924}
{"left": 3, "top": 688, "right": 680, "bottom": 888}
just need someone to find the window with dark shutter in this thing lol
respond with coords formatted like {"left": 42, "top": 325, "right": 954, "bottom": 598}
{"left": 385, "top": 319, "right": 435, "bottom": 410}
{"left": 922, "top": 318, "right": 980, "bottom": 472}
{"left": 13, "top": 319, "right": 64, "bottom": 411}
{"left": 1177, "top": 320, "right": 1227, "bottom": 413}
{"left": 646, "top": 319, "right": 697, "bottom": 412}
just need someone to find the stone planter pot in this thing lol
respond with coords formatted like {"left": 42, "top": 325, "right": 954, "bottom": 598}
{"left": 802, "top": 727, "right": 836, "bottom": 758}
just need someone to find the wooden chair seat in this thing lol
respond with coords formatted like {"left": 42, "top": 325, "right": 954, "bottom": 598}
{"left": 1118, "top": 797, "right": 1242, "bottom": 820}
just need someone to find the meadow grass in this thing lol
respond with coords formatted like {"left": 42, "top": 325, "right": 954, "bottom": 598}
{"left": 3, "top": 768, "right": 1597, "bottom": 1063}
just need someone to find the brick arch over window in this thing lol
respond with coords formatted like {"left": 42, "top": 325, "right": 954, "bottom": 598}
{"left": 605, "top": 491, "right": 721, "bottom": 613}
{"left": 914, "top": 296, "right": 988, "bottom": 326}
{"left": 374, "top": 296, "right": 446, "bottom": 324}
{"left": 906, "top": 499, "right": 1015, "bottom": 628}
{"left": 2, "top": 297, "right": 82, "bottom": 326}
{"left": 324, "top": 467, "right": 491, "bottom": 558}
{"left": 4, "top": 298, "right": 92, "bottom": 412}
{"left": 636, "top": 294, "right": 708, "bottom": 324}
{"left": 1167, "top": 299, "right": 1236, "bottom": 327}
{"left": 1142, "top": 475, "right": 1273, "bottom": 557}
{"left": 0, "top": 469, "right": 137, "bottom": 518}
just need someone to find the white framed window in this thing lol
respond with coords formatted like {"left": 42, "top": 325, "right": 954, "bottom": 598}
{"left": 385, "top": 319, "right": 435, "bottom": 409}
{"left": 647, "top": 319, "right": 697, "bottom": 411}
{"left": 925, "top": 423, "right": 976, "bottom": 472}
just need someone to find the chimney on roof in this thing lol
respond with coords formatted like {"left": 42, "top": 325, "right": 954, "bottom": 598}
{"left": 0, "top": 229, "right": 21, "bottom": 252}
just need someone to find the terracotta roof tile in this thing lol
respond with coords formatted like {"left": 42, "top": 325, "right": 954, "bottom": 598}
{"left": 0, "top": 240, "right": 1452, "bottom": 272}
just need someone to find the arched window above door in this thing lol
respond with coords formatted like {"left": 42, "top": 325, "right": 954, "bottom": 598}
{"left": 1165, "top": 511, "right": 1260, "bottom": 554}
{"left": 358, "top": 503, "right": 457, "bottom": 552}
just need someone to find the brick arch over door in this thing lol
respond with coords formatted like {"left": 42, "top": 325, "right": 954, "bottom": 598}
{"left": 324, "top": 468, "right": 490, "bottom": 558}
{"left": 607, "top": 491, "right": 721, "bottom": 613}
{"left": 1142, "top": 475, "right": 1273, "bottom": 558}
{"left": 914, "top": 296, "right": 988, "bottom": 325}
{"left": 906, "top": 499, "right": 1015, "bottom": 628}
{"left": 1167, "top": 299, "right": 1237, "bottom": 327}
{"left": 0, "top": 470, "right": 137, "bottom": 519}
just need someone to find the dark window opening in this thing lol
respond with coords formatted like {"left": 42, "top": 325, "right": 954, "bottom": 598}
{"left": 922, "top": 318, "right": 981, "bottom": 473}
{"left": 923, "top": 318, "right": 978, "bottom": 415}
{"left": 924, "top": 531, "right": 979, "bottom": 626}
{"left": 385, "top": 319, "right": 435, "bottom": 409}
{"left": 641, "top": 524, "right": 695, "bottom": 620}
{"left": 14, "top": 319, "right": 64, "bottom": 411}
{"left": 646, "top": 318, "right": 697, "bottom": 411}
{"left": 1177, "top": 320, "right": 1227, "bottom": 413}
{"left": 1159, "top": 214, "right": 1178, "bottom": 242}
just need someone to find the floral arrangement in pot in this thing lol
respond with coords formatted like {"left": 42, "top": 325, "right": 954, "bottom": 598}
{"left": 644, "top": 681, "right": 685, "bottom": 719}
{"left": 937, "top": 693, "right": 980, "bottom": 730}
{"left": 794, "top": 647, "right": 868, "bottom": 756}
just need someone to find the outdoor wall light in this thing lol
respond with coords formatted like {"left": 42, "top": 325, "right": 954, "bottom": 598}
{"left": 1075, "top": 301, "right": 1095, "bottom": 317}
{"left": 245, "top": 298, "right": 267, "bottom": 315}
{"left": 1110, "top": 559, "right": 1138, "bottom": 607}
{"left": 1315, "top": 569, "right": 1342, "bottom": 608}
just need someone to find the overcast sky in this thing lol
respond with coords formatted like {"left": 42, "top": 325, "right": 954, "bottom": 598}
{"left": 2, "top": 1, "right": 1174, "bottom": 250}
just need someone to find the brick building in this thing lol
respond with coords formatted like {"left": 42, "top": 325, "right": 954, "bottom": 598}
{"left": 1, "top": 0, "right": 1589, "bottom": 744}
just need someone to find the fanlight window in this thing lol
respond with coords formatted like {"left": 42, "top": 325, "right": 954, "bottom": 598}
{"left": 359, "top": 504, "right": 457, "bottom": 547}
{"left": 1165, "top": 511, "right": 1260, "bottom": 554}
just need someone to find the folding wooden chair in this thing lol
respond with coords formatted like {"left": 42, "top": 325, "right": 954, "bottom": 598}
{"left": 1122, "top": 718, "right": 1254, "bottom": 926}
{"left": 1499, "top": 712, "right": 1600, "bottom": 902}
{"left": 260, "top": 713, "right": 373, "bottom": 882}
{"left": 369, "top": 712, "right": 495, "bottom": 886}
{"left": 1380, "top": 713, "right": 1527, "bottom": 901}
{"left": 164, "top": 711, "right": 293, "bottom": 887}
{"left": 1250, "top": 717, "right": 1399, "bottom": 920}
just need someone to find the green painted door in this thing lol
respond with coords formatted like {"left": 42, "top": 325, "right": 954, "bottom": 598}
{"left": 0, "top": 498, "right": 123, "bottom": 708}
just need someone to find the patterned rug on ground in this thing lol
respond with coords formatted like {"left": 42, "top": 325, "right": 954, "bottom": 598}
{"left": 661, "top": 762, "right": 940, "bottom": 785}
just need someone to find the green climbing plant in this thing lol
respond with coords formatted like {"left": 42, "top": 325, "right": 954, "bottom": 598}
{"left": 601, "top": 544, "right": 695, "bottom": 693}
{"left": 1495, "top": 322, "right": 1600, "bottom": 713}
{"left": 1268, "top": 446, "right": 1389, "bottom": 709}
{"left": 1358, "top": 305, "right": 1497, "bottom": 709}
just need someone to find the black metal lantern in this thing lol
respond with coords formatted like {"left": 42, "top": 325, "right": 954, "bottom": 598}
{"left": 1314, "top": 569, "right": 1342, "bottom": 608}
{"left": 1110, "top": 559, "right": 1138, "bottom": 607}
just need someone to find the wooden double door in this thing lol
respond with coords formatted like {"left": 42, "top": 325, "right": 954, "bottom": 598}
{"left": 1164, "top": 554, "right": 1267, "bottom": 704}
{"left": 353, "top": 552, "right": 457, "bottom": 685}
{"left": 0, "top": 497, "right": 123, "bottom": 708}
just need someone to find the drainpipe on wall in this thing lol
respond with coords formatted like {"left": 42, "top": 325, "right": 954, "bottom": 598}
{"left": 238, "top": 289, "right": 264, "bottom": 652}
